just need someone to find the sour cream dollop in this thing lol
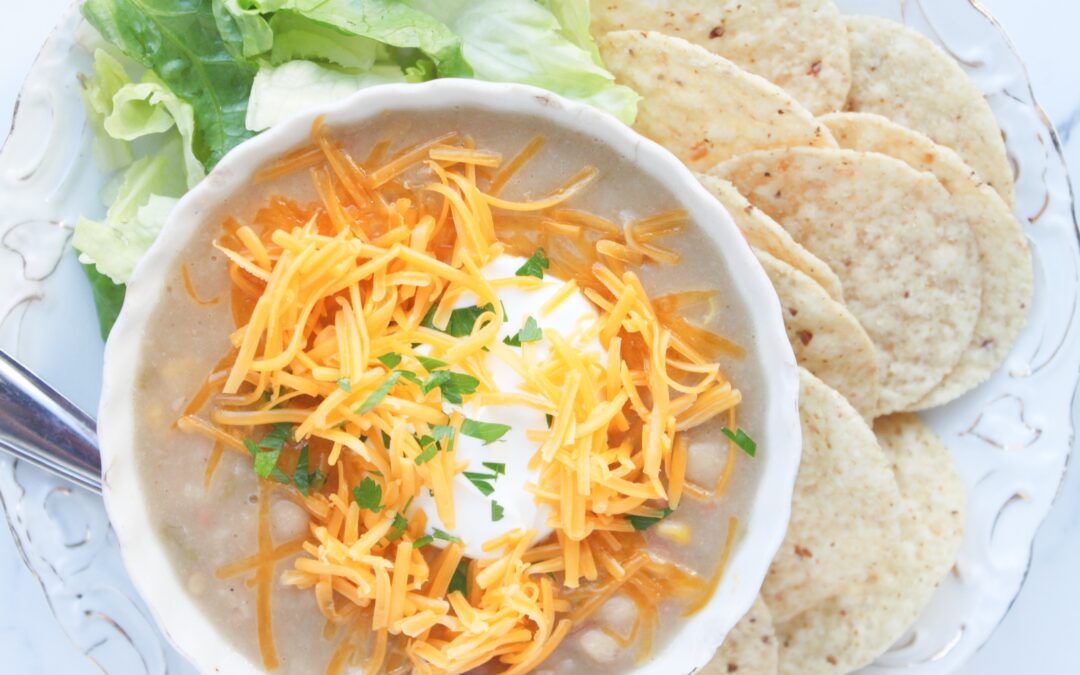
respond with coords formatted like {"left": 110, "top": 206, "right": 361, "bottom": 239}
{"left": 413, "top": 254, "right": 604, "bottom": 559}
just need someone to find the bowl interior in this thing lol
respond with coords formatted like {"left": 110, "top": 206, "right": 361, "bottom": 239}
{"left": 98, "top": 80, "right": 801, "bottom": 675}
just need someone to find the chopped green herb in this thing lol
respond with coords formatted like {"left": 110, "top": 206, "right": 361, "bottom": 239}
{"left": 370, "top": 470, "right": 384, "bottom": 477}
{"left": 433, "top": 528, "right": 461, "bottom": 544}
{"left": 380, "top": 431, "right": 392, "bottom": 448}
{"left": 377, "top": 352, "right": 403, "bottom": 368}
{"left": 627, "top": 507, "right": 674, "bottom": 531}
{"left": 352, "top": 477, "right": 383, "bottom": 512}
{"left": 432, "top": 424, "right": 456, "bottom": 450}
{"left": 515, "top": 248, "right": 549, "bottom": 279}
{"left": 336, "top": 378, "right": 352, "bottom": 392}
{"left": 413, "top": 535, "right": 434, "bottom": 548}
{"left": 358, "top": 371, "right": 402, "bottom": 413}
{"left": 482, "top": 462, "right": 506, "bottom": 476}
{"left": 422, "top": 370, "right": 479, "bottom": 404}
{"left": 545, "top": 414, "right": 554, "bottom": 428}
{"left": 403, "top": 496, "right": 415, "bottom": 512}
{"left": 417, "top": 355, "right": 448, "bottom": 371}
{"left": 424, "top": 303, "right": 498, "bottom": 337}
{"left": 414, "top": 440, "right": 440, "bottom": 465}
{"left": 503, "top": 316, "right": 543, "bottom": 347}
{"left": 292, "top": 446, "right": 321, "bottom": 496}
{"left": 722, "top": 427, "right": 757, "bottom": 457}
{"left": 464, "top": 471, "right": 496, "bottom": 496}
{"left": 461, "top": 418, "right": 511, "bottom": 445}
{"left": 244, "top": 437, "right": 290, "bottom": 484}
{"left": 259, "top": 423, "right": 293, "bottom": 451}
{"left": 396, "top": 369, "right": 423, "bottom": 386}
{"left": 385, "top": 512, "right": 409, "bottom": 542}
{"left": 448, "top": 560, "right": 469, "bottom": 595}
{"left": 491, "top": 500, "right": 505, "bottom": 522}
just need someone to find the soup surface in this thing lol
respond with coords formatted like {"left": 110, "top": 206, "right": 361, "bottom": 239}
{"left": 132, "top": 106, "right": 768, "bottom": 674}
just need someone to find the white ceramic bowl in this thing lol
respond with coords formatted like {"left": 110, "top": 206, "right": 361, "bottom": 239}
{"left": 97, "top": 79, "right": 801, "bottom": 675}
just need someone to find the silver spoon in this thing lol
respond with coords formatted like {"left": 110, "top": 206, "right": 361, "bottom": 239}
{"left": 0, "top": 349, "right": 102, "bottom": 492}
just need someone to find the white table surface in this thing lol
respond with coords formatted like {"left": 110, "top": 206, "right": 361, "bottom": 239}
{"left": 2, "top": 1, "right": 1078, "bottom": 673}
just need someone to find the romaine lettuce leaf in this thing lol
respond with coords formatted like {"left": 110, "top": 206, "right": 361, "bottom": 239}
{"left": 78, "top": 50, "right": 134, "bottom": 172}
{"left": 212, "top": 0, "right": 274, "bottom": 60}
{"left": 81, "top": 263, "right": 127, "bottom": 340}
{"left": 105, "top": 76, "right": 206, "bottom": 188}
{"left": 74, "top": 153, "right": 180, "bottom": 286}
{"left": 246, "top": 60, "right": 405, "bottom": 131}
{"left": 83, "top": 0, "right": 257, "bottom": 167}
{"left": 246, "top": 0, "right": 471, "bottom": 77}
{"left": 539, "top": 0, "right": 602, "bottom": 65}
{"left": 269, "top": 12, "right": 379, "bottom": 69}
{"left": 440, "top": 0, "right": 639, "bottom": 123}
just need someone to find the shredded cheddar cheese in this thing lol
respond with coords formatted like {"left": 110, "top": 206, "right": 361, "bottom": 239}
{"left": 181, "top": 124, "right": 746, "bottom": 674}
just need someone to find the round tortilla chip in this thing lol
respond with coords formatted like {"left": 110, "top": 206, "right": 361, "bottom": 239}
{"left": 700, "top": 595, "right": 778, "bottom": 675}
{"left": 590, "top": 0, "right": 850, "bottom": 115}
{"left": 763, "top": 369, "right": 902, "bottom": 624}
{"left": 755, "top": 250, "right": 879, "bottom": 419}
{"left": 774, "top": 413, "right": 964, "bottom": 675}
{"left": 697, "top": 173, "right": 845, "bottom": 303}
{"left": 712, "top": 147, "right": 982, "bottom": 415}
{"left": 821, "top": 112, "right": 1032, "bottom": 409}
{"left": 597, "top": 30, "right": 835, "bottom": 171}
{"left": 844, "top": 15, "right": 1015, "bottom": 206}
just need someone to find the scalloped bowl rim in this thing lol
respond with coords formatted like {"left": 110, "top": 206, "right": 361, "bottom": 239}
{"left": 97, "top": 79, "right": 801, "bottom": 675}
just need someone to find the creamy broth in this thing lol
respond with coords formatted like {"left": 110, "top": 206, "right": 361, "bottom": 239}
{"left": 132, "top": 107, "right": 767, "bottom": 674}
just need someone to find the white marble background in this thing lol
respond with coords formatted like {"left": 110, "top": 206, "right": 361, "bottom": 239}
{"left": 2, "top": 1, "right": 1078, "bottom": 673}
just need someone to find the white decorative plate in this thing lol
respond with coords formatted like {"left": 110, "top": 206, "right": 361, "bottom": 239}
{"left": 1, "top": 1, "right": 1076, "bottom": 673}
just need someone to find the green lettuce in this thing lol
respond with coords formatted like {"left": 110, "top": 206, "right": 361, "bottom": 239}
{"left": 212, "top": 0, "right": 274, "bottom": 60}
{"left": 74, "top": 153, "right": 183, "bottom": 285}
{"left": 246, "top": 60, "right": 405, "bottom": 132}
{"left": 246, "top": 0, "right": 471, "bottom": 77}
{"left": 81, "top": 264, "right": 127, "bottom": 340}
{"left": 269, "top": 12, "right": 380, "bottom": 69}
{"left": 83, "top": 0, "right": 257, "bottom": 167}
{"left": 105, "top": 75, "right": 206, "bottom": 188}
{"left": 408, "top": 0, "right": 638, "bottom": 123}
{"left": 78, "top": 50, "right": 135, "bottom": 172}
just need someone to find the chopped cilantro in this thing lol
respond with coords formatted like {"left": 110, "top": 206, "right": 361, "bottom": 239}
{"left": 482, "top": 462, "right": 506, "bottom": 476}
{"left": 292, "top": 446, "right": 323, "bottom": 496}
{"left": 336, "top": 378, "right": 352, "bottom": 392}
{"left": 627, "top": 507, "right": 674, "bottom": 531}
{"left": 396, "top": 369, "right": 423, "bottom": 386}
{"left": 545, "top": 414, "right": 554, "bottom": 428}
{"left": 413, "top": 535, "right": 433, "bottom": 548}
{"left": 417, "top": 355, "right": 448, "bottom": 371}
{"left": 380, "top": 431, "right": 392, "bottom": 448}
{"left": 432, "top": 424, "right": 456, "bottom": 450}
{"left": 722, "top": 427, "right": 757, "bottom": 457}
{"left": 377, "top": 352, "right": 402, "bottom": 369}
{"left": 414, "top": 439, "right": 440, "bottom": 465}
{"left": 385, "top": 512, "right": 409, "bottom": 542}
{"left": 491, "top": 500, "right": 505, "bottom": 522}
{"left": 448, "top": 560, "right": 469, "bottom": 595}
{"left": 461, "top": 418, "right": 511, "bottom": 445}
{"left": 463, "top": 471, "right": 496, "bottom": 496}
{"left": 421, "top": 370, "right": 479, "bottom": 404}
{"left": 515, "top": 248, "right": 549, "bottom": 279}
{"left": 503, "top": 316, "right": 543, "bottom": 347}
{"left": 433, "top": 528, "right": 461, "bottom": 544}
{"left": 358, "top": 372, "right": 402, "bottom": 413}
{"left": 259, "top": 423, "right": 292, "bottom": 451}
{"left": 415, "top": 425, "right": 456, "bottom": 465}
{"left": 424, "top": 303, "right": 498, "bottom": 337}
{"left": 353, "top": 477, "right": 383, "bottom": 512}
{"left": 244, "top": 437, "right": 290, "bottom": 484}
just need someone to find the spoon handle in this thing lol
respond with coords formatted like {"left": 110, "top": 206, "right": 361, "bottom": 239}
{"left": 0, "top": 350, "right": 102, "bottom": 493}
